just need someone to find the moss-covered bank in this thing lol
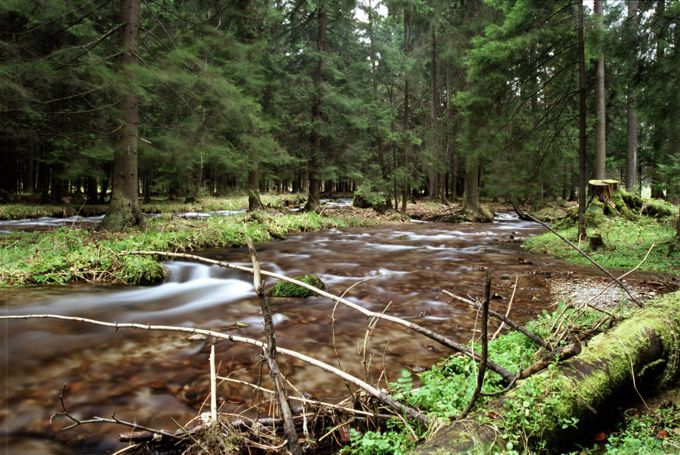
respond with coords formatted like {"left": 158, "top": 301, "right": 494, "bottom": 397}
{"left": 0, "top": 211, "right": 377, "bottom": 287}
{"left": 416, "top": 290, "right": 680, "bottom": 454}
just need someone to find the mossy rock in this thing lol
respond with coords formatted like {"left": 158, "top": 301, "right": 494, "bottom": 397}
{"left": 268, "top": 274, "right": 325, "bottom": 298}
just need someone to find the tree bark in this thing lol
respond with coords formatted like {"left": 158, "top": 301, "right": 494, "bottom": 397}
{"left": 676, "top": 212, "right": 680, "bottom": 239}
{"left": 625, "top": 0, "right": 639, "bottom": 193}
{"left": 577, "top": 0, "right": 587, "bottom": 240}
{"left": 304, "top": 6, "right": 325, "bottom": 212}
{"left": 594, "top": 0, "right": 606, "bottom": 180}
{"left": 100, "top": 0, "right": 143, "bottom": 231}
{"left": 463, "top": 159, "right": 479, "bottom": 213}
{"left": 416, "top": 290, "right": 680, "bottom": 453}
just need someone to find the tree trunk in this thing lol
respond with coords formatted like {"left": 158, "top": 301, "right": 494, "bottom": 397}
{"left": 429, "top": 26, "right": 439, "bottom": 201}
{"left": 625, "top": 0, "right": 639, "bottom": 193}
{"left": 100, "top": 0, "right": 143, "bottom": 231}
{"left": 463, "top": 159, "right": 479, "bottom": 212}
{"left": 676, "top": 212, "right": 680, "bottom": 239}
{"left": 594, "top": 0, "right": 606, "bottom": 180}
{"left": 577, "top": 0, "right": 587, "bottom": 240}
{"left": 400, "top": 8, "right": 411, "bottom": 213}
{"left": 416, "top": 290, "right": 680, "bottom": 454}
{"left": 248, "top": 169, "right": 263, "bottom": 211}
{"left": 304, "top": 6, "right": 325, "bottom": 212}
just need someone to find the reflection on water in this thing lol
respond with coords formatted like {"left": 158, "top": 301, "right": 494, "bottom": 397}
{"left": 2, "top": 214, "right": 562, "bottom": 453}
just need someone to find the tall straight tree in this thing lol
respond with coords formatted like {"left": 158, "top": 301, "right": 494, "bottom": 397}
{"left": 625, "top": 0, "right": 639, "bottom": 192}
{"left": 594, "top": 0, "right": 606, "bottom": 180}
{"left": 100, "top": 0, "right": 143, "bottom": 230}
{"left": 578, "top": 0, "right": 587, "bottom": 239}
{"left": 305, "top": 4, "right": 327, "bottom": 212}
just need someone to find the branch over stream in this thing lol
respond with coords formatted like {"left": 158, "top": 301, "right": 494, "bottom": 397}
{"left": 129, "top": 250, "right": 516, "bottom": 384}
{"left": 1, "top": 313, "right": 430, "bottom": 426}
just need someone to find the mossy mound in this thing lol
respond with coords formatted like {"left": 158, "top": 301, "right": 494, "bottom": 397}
{"left": 268, "top": 274, "right": 325, "bottom": 298}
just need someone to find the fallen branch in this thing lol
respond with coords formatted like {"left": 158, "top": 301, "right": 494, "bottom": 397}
{"left": 460, "top": 269, "right": 491, "bottom": 418}
{"left": 51, "top": 385, "right": 182, "bottom": 440}
{"left": 522, "top": 214, "right": 642, "bottom": 307}
{"left": 2, "top": 313, "right": 430, "bottom": 426}
{"left": 217, "top": 376, "right": 393, "bottom": 419}
{"left": 492, "top": 276, "right": 518, "bottom": 341}
{"left": 443, "top": 290, "right": 550, "bottom": 349}
{"left": 246, "top": 237, "right": 301, "bottom": 455}
{"left": 129, "top": 250, "right": 515, "bottom": 384}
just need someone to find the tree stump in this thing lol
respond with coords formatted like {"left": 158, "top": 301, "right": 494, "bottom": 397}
{"left": 588, "top": 179, "right": 618, "bottom": 205}
{"left": 589, "top": 233, "right": 604, "bottom": 250}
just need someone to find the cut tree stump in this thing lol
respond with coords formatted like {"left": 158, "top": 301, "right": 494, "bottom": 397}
{"left": 589, "top": 233, "right": 605, "bottom": 250}
{"left": 416, "top": 290, "right": 680, "bottom": 454}
{"left": 588, "top": 179, "right": 619, "bottom": 205}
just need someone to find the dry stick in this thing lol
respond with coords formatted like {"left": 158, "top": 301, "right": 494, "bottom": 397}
{"left": 209, "top": 345, "right": 217, "bottom": 423}
{"left": 130, "top": 250, "right": 515, "bottom": 384}
{"left": 459, "top": 269, "right": 491, "bottom": 418}
{"left": 2, "top": 314, "right": 430, "bottom": 426}
{"left": 246, "top": 237, "right": 302, "bottom": 455}
{"left": 217, "top": 376, "right": 393, "bottom": 419}
{"left": 523, "top": 214, "right": 642, "bottom": 307}
{"left": 51, "top": 385, "right": 181, "bottom": 439}
{"left": 443, "top": 290, "right": 550, "bottom": 350}
{"left": 492, "top": 276, "right": 518, "bottom": 341}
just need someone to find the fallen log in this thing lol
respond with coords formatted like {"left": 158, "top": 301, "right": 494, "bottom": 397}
{"left": 416, "top": 290, "right": 680, "bottom": 453}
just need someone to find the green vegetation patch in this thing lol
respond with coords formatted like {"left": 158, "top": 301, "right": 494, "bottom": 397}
{"left": 525, "top": 216, "right": 680, "bottom": 276}
{"left": 0, "top": 212, "right": 374, "bottom": 287}
{"left": 269, "top": 274, "right": 325, "bottom": 298}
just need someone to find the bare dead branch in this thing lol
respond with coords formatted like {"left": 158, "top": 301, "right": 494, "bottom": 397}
{"left": 443, "top": 290, "right": 550, "bottom": 349}
{"left": 460, "top": 269, "right": 491, "bottom": 418}
{"left": 246, "top": 236, "right": 301, "bottom": 455}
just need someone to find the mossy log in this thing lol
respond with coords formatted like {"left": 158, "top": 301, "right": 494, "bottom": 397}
{"left": 416, "top": 291, "right": 680, "bottom": 454}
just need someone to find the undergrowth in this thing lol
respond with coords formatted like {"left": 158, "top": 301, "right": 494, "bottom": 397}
{"left": 0, "top": 211, "right": 373, "bottom": 286}
{"left": 343, "top": 303, "right": 616, "bottom": 454}
{"left": 525, "top": 215, "right": 680, "bottom": 276}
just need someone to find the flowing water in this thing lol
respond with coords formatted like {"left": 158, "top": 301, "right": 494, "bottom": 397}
{"left": 0, "top": 214, "right": 644, "bottom": 453}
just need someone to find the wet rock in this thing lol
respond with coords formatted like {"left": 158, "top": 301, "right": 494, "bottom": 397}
{"left": 187, "top": 334, "right": 207, "bottom": 342}
{"left": 268, "top": 274, "right": 325, "bottom": 298}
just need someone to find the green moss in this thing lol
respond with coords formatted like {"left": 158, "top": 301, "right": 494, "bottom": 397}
{"left": 268, "top": 274, "right": 325, "bottom": 298}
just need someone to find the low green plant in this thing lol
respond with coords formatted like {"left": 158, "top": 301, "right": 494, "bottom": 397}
{"left": 268, "top": 274, "right": 325, "bottom": 298}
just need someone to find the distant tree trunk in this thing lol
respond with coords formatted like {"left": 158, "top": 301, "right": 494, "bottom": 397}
{"left": 676, "top": 212, "right": 680, "bottom": 239}
{"left": 594, "top": 0, "right": 606, "bottom": 180}
{"left": 463, "top": 159, "right": 479, "bottom": 212}
{"left": 577, "top": 0, "right": 587, "bottom": 239}
{"left": 401, "top": 8, "right": 411, "bottom": 213}
{"left": 650, "top": 0, "right": 666, "bottom": 200}
{"left": 429, "top": 26, "right": 439, "bottom": 201}
{"left": 305, "top": 6, "right": 325, "bottom": 212}
{"left": 100, "top": 0, "right": 143, "bottom": 231}
{"left": 248, "top": 169, "right": 264, "bottom": 211}
{"left": 625, "top": 0, "right": 639, "bottom": 193}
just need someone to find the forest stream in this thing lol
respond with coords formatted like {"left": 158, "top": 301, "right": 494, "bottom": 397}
{"left": 1, "top": 214, "right": 674, "bottom": 454}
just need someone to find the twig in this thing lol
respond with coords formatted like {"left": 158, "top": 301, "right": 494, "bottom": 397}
{"left": 443, "top": 290, "right": 550, "bottom": 349}
{"left": 51, "top": 385, "right": 182, "bottom": 439}
{"left": 459, "top": 269, "right": 491, "bottom": 418}
{"left": 492, "top": 276, "right": 518, "bottom": 341}
{"left": 217, "top": 376, "right": 393, "bottom": 419}
{"left": 209, "top": 345, "right": 217, "bottom": 423}
{"left": 523, "top": 213, "right": 642, "bottom": 307}
{"left": 3, "top": 314, "right": 430, "bottom": 426}
{"left": 129, "top": 250, "right": 515, "bottom": 384}
{"left": 246, "top": 237, "right": 301, "bottom": 455}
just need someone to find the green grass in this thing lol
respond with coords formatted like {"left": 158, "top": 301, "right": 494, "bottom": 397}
{"left": 0, "top": 211, "right": 374, "bottom": 287}
{"left": 0, "top": 194, "right": 306, "bottom": 220}
{"left": 524, "top": 217, "right": 680, "bottom": 276}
